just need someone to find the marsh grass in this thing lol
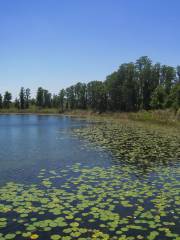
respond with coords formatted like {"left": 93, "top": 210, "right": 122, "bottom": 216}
{"left": 65, "top": 109, "right": 180, "bottom": 128}
{"left": 0, "top": 107, "right": 179, "bottom": 128}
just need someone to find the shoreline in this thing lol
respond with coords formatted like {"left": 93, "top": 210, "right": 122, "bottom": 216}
{"left": 0, "top": 109, "right": 180, "bottom": 129}
{"left": 0, "top": 112, "right": 62, "bottom": 116}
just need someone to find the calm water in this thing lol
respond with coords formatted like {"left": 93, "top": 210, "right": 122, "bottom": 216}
{"left": 0, "top": 115, "right": 179, "bottom": 239}
{"left": 0, "top": 115, "right": 111, "bottom": 186}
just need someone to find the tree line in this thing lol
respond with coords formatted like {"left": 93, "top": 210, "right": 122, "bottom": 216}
{"left": 1, "top": 56, "right": 180, "bottom": 112}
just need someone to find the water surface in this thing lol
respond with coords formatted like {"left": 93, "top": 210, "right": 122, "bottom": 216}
{"left": 0, "top": 115, "right": 179, "bottom": 240}
{"left": 0, "top": 115, "right": 111, "bottom": 186}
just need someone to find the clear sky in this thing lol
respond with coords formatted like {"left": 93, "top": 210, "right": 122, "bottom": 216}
{"left": 0, "top": 0, "right": 180, "bottom": 98}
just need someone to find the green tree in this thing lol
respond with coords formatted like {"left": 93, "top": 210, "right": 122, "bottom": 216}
{"left": 87, "top": 81, "right": 107, "bottom": 112}
{"left": 161, "top": 65, "right": 176, "bottom": 94}
{"left": 66, "top": 86, "right": 75, "bottom": 109}
{"left": 74, "top": 83, "right": 87, "bottom": 109}
{"left": 43, "top": 89, "right": 51, "bottom": 108}
{"left": 136, "top": 56, "right": 153, "bottom": 110}
{"left": 105, "top": 71, "right": 120, "bottom": 110}
{"left": 59, "top": 89, "right": 65, "bottom": 112}
{"left": 177, "top": 66, "right": 180, "bottom": 83}
{"left": 150, "top": 85, "right": 166, "bottom": 109}
{"left": 151, "top": 63, "right": 161, "bottom": 89}
{"left": 166, "top": 83, "right": 180, "bottom": 110}
{"left": 52, "top": 94, "right": 59, "bottom": 108}
{"left": 1, "top": 56, "right": 179, "bottom": 113}
{"left": 19, "top": 87, "right": 25, "bottom": 109}
{"left": 14, "top": 98, "right": 20, "bottom": 109}
{"left": 3, "top": 91, "right": 12, "bottom": 108}
{"left": 36, "top": 87, "right": 44, "bottom": 108}
{"left": 30, "top": 98, "right": 36, "bottom": 106}
{"left": 0, "top": 94, "right": 2, "bottom": 108}
{"left": 96, "top": 82, "right": 107, "bottom": 112}
{"left": 25, "top": 88, "right": 31, "bottom": 108}
{"left": 120, "top": 63, "right": 138, "bottom": 111}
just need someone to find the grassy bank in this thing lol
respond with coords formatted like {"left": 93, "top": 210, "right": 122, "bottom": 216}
{"left": 65, "top": 109, "right": 180, "bottom": 128}
{"left": 0, "top": 107, "right": 180, "bottom": 128}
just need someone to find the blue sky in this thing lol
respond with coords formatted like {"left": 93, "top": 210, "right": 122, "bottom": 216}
{"left": 0, "top": 0, "right": 180, "bottom": 98}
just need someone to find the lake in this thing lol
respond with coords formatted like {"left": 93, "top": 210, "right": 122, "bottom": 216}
{"left": 0, "top": 115, "right": 179, "bottom": 240}
{"left": 0, "top": 115, "right": 111, "bottom": 186}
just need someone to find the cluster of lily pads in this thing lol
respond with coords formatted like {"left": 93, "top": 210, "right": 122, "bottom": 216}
{"left": 0, "top": 162, "right": 179, "bottom": 239}
{"left": 0, "top": 121, "right": 180, "bottom": 239}
{"left": 73, "top": 121, "right": 180, "bottom": 169}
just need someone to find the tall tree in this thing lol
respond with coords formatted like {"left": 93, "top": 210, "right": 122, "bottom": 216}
{"left": 19, "top": 87, "right": 25, "bottom": 109}
{"left": 36, "top": 87, "right": 44, "bottom": 108}
{"left": 87, "top": 81, "right": 106, "bottom": 112}
{"left": 3, "top": 91, "right": 12, "bottom": 108}
{"left": 121, "top": 63, "right": 138, "bottom": 111}
{"left": 0, "top": 94, "right": 2, "bottom": 108}
{"left": 52, "top": 94, "right": 59, "bottom": 108}
{"left": 14, "top": 98, "right": 20, "bottom": 109}
{"left": 166, "top": 83, "right": 180, "bottom": 110}
{"left": 177, "top": 66, "right": 180, "bottom": 83}
{"left": 105, "top": 71, "right": 120, "bottom": 110}
{"left": 59, "top": 89, "right": 65, "bottom": 112}
{"left": 66, "top": 86, "right": 75, "bottom": 109}
{"left": 161, "top": 65, "right": 176, "bottom": 94}
{"left": 151, "top": 63, "right": 161, "bottom": 88}
{"left": 74, "top": 83, "right": 87, "bottom": 109}
{"left": 43, "top": 89, "right": 51, "bottom": 108}
{"left": 30, "top": 98, "right": 36, "bottom": 106}
{"left": 136, "top": 56, "right": 153, "bottom": 110}
{"left": 150, "top": 85, "right": 166, "bottom": 109}
{"left": 25, "top": 88, "right": 31, "bottom": 108}
{"left": 1, "top": 56, "right": 179, "bottom": 112}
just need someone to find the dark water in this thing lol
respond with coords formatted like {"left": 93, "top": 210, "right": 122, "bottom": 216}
{"left": 0, "top": 115, "right": 179, "bottom": 240}
{"left": 0, "top": 115, "right": 111, "bottom": 186}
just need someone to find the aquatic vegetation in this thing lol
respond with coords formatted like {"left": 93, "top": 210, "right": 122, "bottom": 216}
{"left": 30, "top": 234, "right": 39, "bottom": 239}
{"left": 73, "top": 121, "right": 180, "bottom": 170}
{"left": 0, "top": 162, "right": 179, "bottom": 239}
{"left": 0, "top": 120, "right": 179, "bottom": 239}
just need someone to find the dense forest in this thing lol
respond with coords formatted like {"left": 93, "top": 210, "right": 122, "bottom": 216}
{"left": 1, "top": 56, "right": 180, "bottom": 113}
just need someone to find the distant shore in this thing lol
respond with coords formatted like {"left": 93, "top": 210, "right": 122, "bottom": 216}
{"left": 0, "top": 108, "right": 180, "bottom": 129}
{"left": 0, "top": 112, "right": 61, "bottom": 116}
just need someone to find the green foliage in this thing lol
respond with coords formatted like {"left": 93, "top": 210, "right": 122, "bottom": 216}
{"left": 14, "top": 98, "right": 20, "bottom": 109}
{"left": 59, "top": 89, "right": 65, "bottom": 112}
{"left": 166, "top": 83, "right": 180, "bottom": 110}
{"left": 36, "top": 87, "right": 51, "bottom": 108}
{"left": 13, "top": 87, "right": 31, "bottom": 110}
{"left": 0, "top": 94, "right": 2, "bottom": 108}
{"left": 25, "top": 88, "right": 31, "bottom": 108}
{"left": 161, "top": 65, "right": 176, "bottom": 94}
{"left": 66, "top": 86, "right": 75, "bottom": 109}
{"left": 3, "top": 91, "right": 12, "bottom": 108}
{"left": 177, "top": 65, "right": 180, "bottom": 82}
{"left": 1, "top": 56, "right": 180, "bottom": 113}
{"left": 36, "top": 87, "right": 44, "bottom": 108}
{"left": 150, "top": 85, "right": 166, "bottom": 109}
{"left": 176, "top": 108, "right": 180, "bottom": 120}
{"left": 19, "top": 87, "right": 25, "bottom": 109}
{"left": 74, "top": 82, "right": 87, "bottom": 109}
{"left": 87, "top": 81, "right": 107, "bottom": 112}
{"left": 136, "top": 56, "right": 153, "bottom": 110}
